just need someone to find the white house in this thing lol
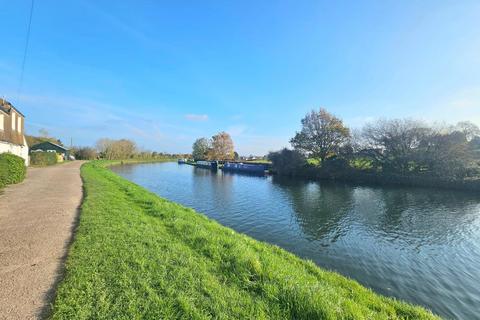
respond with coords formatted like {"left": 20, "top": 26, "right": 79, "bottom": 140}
{"left": 0, "top": 99, "right": 29, "bottom": 165}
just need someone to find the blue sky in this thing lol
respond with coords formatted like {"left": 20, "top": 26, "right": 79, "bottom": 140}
{"left": 1, "top": 0, "right": 479, "bottom": 155}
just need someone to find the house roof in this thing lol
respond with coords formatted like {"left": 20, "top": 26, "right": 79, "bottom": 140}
{"left": 31, "top": 141, "right": 69, "bottom": 151}
{"left": 0, "top": 98, "right": 26, "bottom": 117}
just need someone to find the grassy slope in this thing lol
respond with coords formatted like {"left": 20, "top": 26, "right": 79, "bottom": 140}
{"left": 51, "top": 161, "right": 439, "bottom": 319}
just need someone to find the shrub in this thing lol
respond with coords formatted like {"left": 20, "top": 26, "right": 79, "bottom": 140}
{"left": 72, "top": 146, "right": 97, "bottom": 160}
{"left": 30, "top": 151, "right": 58, "bottom": 166}
{"left": 0, "top": 153, "right": 27, "bottom": 188}
{"left": 268, "top": 148, "right": 307, "bottom": 175}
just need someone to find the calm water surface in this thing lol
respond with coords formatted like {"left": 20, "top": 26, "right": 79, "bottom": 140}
{"left": 112, "top": 162, "right": 480, "bottom": 319}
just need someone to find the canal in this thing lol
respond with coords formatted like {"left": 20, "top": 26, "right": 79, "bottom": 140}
{"left": 111, "top": 162, "right": 480, "bottom": 319}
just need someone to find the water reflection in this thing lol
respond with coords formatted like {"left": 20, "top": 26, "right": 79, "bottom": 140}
{"left": 272, "top": 176, "right": 354, "bottom": 243}
{"left": 112, "top": 162, "right": 480, "bottom": 320}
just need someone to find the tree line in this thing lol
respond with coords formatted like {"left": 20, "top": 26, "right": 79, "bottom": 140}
{"left": 192, "top": 131, "right": 236, "bottom": 161}
{"left": 72, "top": 138, "right": 188, "bottom": 160}
{"left": 269, "top": 108, "right": 480, "bottom": 181}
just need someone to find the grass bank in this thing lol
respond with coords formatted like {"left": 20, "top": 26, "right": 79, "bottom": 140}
{"left": 51, "top": 161, "right": 439, "bottom": 319}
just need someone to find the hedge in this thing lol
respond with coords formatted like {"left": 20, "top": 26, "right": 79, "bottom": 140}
{"left": 0, "top": 153, "right": 27, "bottom": 189}
{"left": 30, "top": 151, "right": 58, "bottom": 166}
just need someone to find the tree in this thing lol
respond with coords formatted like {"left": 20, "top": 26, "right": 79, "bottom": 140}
{"left": 26, "top": 128, "right": 63, "bottom": 147}
{"left": 192, "top": 138, "right": 211, "bottom": 160}
{"left": 72, "top": 147, "right": 97, "bottom": 160}
{"left": 360, "top": 119, "right": 430, "bottom": 173}
{"left": 456, "top": 121, "right": 480, "bottom": 141}
{"left": 95, "top": 138, "right": 113, "bottom": 158}
{"left": 210, "top": 132, "right": 234, "bottom": 160}
{"left": 111, "top": 139, "right": 136, "bottom": 159}
{"left": 268, "top": 148, "right": 306, "bottom": 175}
{"left": 95, "top": 138, "right": 136, "bottom": 160}
{"left": 25, "top": 134, "right": 63, "bottom": 147}
{"left": 39, "top": 128, "right": 49, "bottom": 138}
{"left": 359, "top": 119, "right": 478, "bottom": 178}
{"left": 418, "top": 130, "right": 475, "bottom": 178}
{"left": 290, "top": 108, "right": 350, "bottom": 162}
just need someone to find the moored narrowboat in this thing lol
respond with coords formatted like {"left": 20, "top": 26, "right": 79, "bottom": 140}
{"left": 195, "top": 161, "right": 218, "bottom": 170}
{"left": 222, "top": 162, "right": 267, "bottom": 175}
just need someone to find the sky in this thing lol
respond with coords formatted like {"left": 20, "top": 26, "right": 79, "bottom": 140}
{"left": 1, "top": 0, "right": 479, "bottom": 155}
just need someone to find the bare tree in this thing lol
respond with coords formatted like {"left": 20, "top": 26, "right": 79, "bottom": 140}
{"left": 72, "top": 147, "right": 97, "bottom": 160}
{"left": 95, "top": 138, "right": 136, "bottom": 160}
{"left": 290, "top": 108, "right": 350, "bottom": 162}
{"left": 361, "top": 119, "right": 430, "bottom": 173}
{"left": 455, "top": 121, "right": 480, "bottom": 141}
{"left": 210, "top": 132, "right": 234, "bottom": 160}
{"left": 113, "top": 139, "right": 137, "bottom": 159}
{"left": 95, "top": 138, "right": 113, "bottom": 157}
{"left": 359, "top": 119, "right": 478, "bottom": 178}
{"left": 38, "top": 128, "right": 49, "bottom": 138}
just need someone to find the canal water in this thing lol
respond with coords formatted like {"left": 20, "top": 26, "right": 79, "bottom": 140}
{"left": 111, "top": 162, "right": 480, "bottom": 319}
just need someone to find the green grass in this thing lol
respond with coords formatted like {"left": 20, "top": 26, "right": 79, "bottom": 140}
{"left": 307, "top": 158, "right": 321, "bottom": 166}
{"left": 51, "top": 161, "right": 439, "bottom": 319}
{"left": 244, "top": 159, "right": 272, "bottom": 164}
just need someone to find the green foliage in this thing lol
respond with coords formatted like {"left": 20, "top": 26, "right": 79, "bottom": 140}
{"left": 350, "top": 158, "right": 374, "bottom": 170}
{"left": 30, "top": 151, "right": 57, "bottom": 166}
{"left": 361, "top": 119, "right": 480, "bottom": 179}
{"left": 192, "top": 137, "right": 211, "bottom": 160}
{"left": 51, "top": 161, "right": 438, "bottom": 319}
{"left": 307, "top": 158, "right": 321, "bottom": 166}
{"left": 269, "top": 149, "right": 307, "bottom": 175}
{"left": 0, "top": 153, "right": 26, "bottom": 188}
{"left": 291, "top": 108, "right": 350, "bottom": 161}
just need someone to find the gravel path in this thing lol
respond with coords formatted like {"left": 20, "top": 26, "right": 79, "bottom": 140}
{"left": 0, "top": 161, "right": 84, "bottom": 320}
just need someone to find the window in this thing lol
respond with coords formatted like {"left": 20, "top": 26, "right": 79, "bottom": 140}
{"left": 0, "top": 114, "right": 4, "bottom": 131}
{"left": 17, "top": 117, "right": 22, "bottom": 133}
{"left": 11, "top": 112, "right": 16, "bottom": 131}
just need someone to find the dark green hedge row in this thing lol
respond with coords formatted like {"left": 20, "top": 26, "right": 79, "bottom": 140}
{"left": 30, "top": 151, "right": 58, "bottom": 166}
{"left": 0, "top": 153, "right": 27, "bottom": 188}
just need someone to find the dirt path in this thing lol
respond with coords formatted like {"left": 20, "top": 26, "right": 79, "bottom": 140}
{"left": 0, "top": 161, "right": 84, "bottom": 320}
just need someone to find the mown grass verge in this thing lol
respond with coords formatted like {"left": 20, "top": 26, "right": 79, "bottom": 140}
{"left": 51, "top": 161, "right": 439, "bottom": 319}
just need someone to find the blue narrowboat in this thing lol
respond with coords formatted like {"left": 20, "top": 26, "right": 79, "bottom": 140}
{"left": 222, "top": 162, "right": 267, "bottom": 175}
{"left": 195, "top": 161, "right": 218, "bottom": 170}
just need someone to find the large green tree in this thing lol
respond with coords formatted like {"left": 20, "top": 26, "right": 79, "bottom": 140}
{"left": 192, "top": 138, "right": 211, "bottom": 160}
{"left": 290, "top": 108, "right": 350, "bottom": 162}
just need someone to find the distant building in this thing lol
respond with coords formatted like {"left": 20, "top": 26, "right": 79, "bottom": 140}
{"left": 0, "top": 99, "right": 29, "bottom": 165}
{"left": 30, "top": 141, "right": 70, "bottom": 162}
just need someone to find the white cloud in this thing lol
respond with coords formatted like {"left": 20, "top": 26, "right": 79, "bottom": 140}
{"left": 185, "top": 114, "right": 208, "bottom": 121}
{"left": 227, "top": 124, "right": 248, "bottom": 136}
{"left": 432, "top": 87, "right": 480, "bottom": 125}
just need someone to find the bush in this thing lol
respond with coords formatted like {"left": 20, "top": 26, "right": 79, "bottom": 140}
{"left": 268, "top": 148, "right": 307, "bottom": 175}
{"left": 72, "top": 147, "right": 97, "bottom": 160}
{"left": 0, "top": 153, "right": 27, "bottom": 188}
{"left": 30, "top": 151, "right": 58, "bottom": 166}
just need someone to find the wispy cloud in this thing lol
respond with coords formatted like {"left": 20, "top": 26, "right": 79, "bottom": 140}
{"left": 431, "top": 87, "right": 480, "bottom": 125}
{"left": 227, "top": 124, "right": 248, "bottom": 136}
{"left": 185, "top": 114, "right": 208, "bottom": 121}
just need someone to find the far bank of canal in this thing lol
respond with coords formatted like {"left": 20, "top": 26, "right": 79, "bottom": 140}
{"left": 111, "top": 162, "right": 480, "bottom": 320}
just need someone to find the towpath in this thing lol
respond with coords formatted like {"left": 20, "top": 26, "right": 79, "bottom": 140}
{"left": 0, "top": 161, "right": 84, "bottom": 319}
